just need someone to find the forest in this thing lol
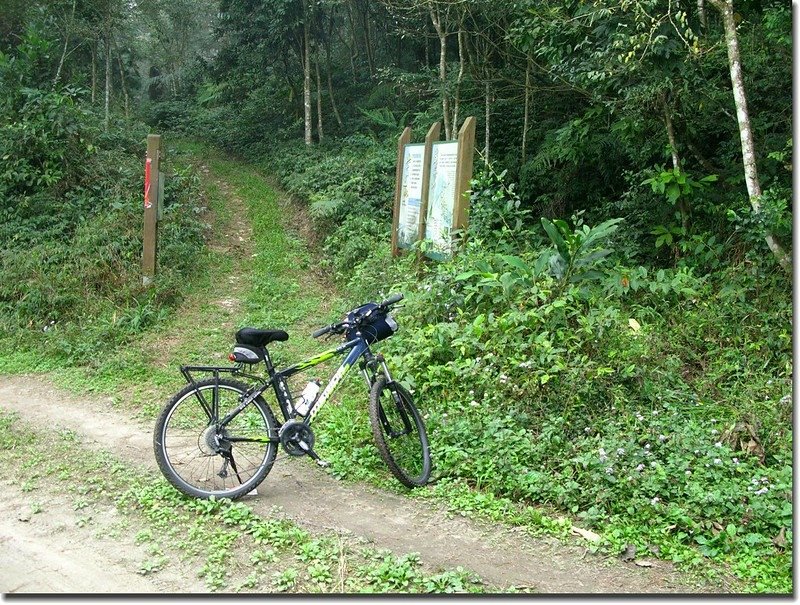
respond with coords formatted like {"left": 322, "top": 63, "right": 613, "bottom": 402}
{"left": 0, "top": 0, "right": 793, "bottom": 593}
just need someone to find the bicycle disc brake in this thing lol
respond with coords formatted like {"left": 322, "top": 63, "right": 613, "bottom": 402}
{"left": 279, "top": 420, "right": 316, "bottom": 457}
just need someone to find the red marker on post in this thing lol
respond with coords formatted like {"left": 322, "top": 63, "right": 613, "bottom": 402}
{"left": 144, "top": 157, "right": 152, "bottom": 209}
{"left": 143, "top": 135, "right": 161, "bottom": 285}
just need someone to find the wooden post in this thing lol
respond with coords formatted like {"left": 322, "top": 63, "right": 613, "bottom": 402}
{"left": 453, "top": 116, "right": 476, "bottom": 236}
{"left": 391, "top": 126, "right": 412, "bottom": 257}
{"left": 416, "top": 121, "right": 441, "bottom": 246}
{"left": 142, "top": 134, "right": 161, "bottom": 286}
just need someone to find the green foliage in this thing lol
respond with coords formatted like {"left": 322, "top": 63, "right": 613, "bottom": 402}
{"left": 276, "top": 134, "right": 791, "bottom": 590}
{"left": 541, "top": 214, "right": 622, "bottom": 286}
{"left": 642, "top": 166, "right": 717, "bottom": 206}
{"left": 468, "top": 168, "right": 534, "bottom": 252}
{"left": 0, "top": 37, "right": 208, "bottom": 365}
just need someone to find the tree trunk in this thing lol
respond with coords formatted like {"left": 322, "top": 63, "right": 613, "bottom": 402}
{"left": 521, "top": 58, "right": 531, "bottom": 163}
{"left": 424, "top": 22, "right": 430, "bottom": 68}
{"left": 484, "top": 79, "right": 491, "bottom": 164}
{"left": 430, "top": 7, "right": 451, "bottom": 139}
{"left": 303, "top": 4, "right": 313, "bottom": 146}
{"left": 697, "top": 0, "right": 707, "bottom": 28}
{"left": 104, "top": 18, "right": 111, "bottom": 131}
{"left": 346, "top": 0, "right": 358, "bottom": 82}
{"left": 324, "top": 17, "right": 344, "bottom": 129}
{"left": 53, "top": 0, "right": 77, "bottom": 89}
{"left": 114, "top": 38, "right": 130, "bottom": 119}
{"left": 452, "top": 25, "right": 466, "bottom": 133}
{"left": 709, "top": 0, "right": 791, "bottom": 272}
{"left": 663, "top": 100, "right": 689, "bottom": 233}
{"left": 362, "top": 0, "right": 375, "bottom": 78}
{"left": 396, "top": 29, "right": 403, "bottom": 67}
{"left": 315, "top": 49, "right": 324, "bottom": 143}
{"left": 91, "top": 42, "right": 97, "bottom": 104}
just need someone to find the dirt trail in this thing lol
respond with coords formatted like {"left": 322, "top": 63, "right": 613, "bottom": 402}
{"left": 0, "top": 479, "right": 202, "bottom": 594}
{"left": 0, "top": 376, "right": 699, "bottom": 594}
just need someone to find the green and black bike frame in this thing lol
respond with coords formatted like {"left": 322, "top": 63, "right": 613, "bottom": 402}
{"left": 179, "top": 334, "right": 392, "bottom": 429}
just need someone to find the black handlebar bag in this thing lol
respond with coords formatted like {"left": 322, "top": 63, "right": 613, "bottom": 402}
{"left": 346, "top": 303, "right": 398, "bottom": 344}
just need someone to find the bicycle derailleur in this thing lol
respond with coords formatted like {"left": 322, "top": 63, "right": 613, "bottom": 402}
{"left": 278, "top": 420, "right": 329, "bottom": 467}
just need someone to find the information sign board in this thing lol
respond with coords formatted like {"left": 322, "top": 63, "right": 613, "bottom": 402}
{"left": 424, "top": 141, "right": 459, "bottom": 260}
{"left": 396, "top": 143, "right": 425, "bottom": 249}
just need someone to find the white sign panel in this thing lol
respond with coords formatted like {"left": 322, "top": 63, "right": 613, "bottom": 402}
{"left": 425, "top": 141, "right": 459, "bottom": 258}
{"left": 397, "top": 144, "right": 425, "bottom": 249}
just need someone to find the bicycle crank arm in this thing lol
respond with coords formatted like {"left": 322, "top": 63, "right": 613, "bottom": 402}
{"left": 297, "top": 440, "right": 330, "bottom": 467}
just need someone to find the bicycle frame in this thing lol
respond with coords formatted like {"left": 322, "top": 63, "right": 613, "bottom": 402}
{"left": 180, "top": 334, "right": 386, "bottom": 431}
{"left": 273, "top": 337, "right": 369, "bottom": 424}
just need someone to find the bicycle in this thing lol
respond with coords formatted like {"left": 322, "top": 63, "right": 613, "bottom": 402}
{"left": 153, "top": 293, "right": 432, "bottom": 500}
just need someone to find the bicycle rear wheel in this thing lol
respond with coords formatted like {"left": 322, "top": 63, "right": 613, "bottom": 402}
{"left": 368, "top": 375, "right": 431, "bottom": 487}
{"left": 153, "top": 377, "right": 278, "bottom": 500}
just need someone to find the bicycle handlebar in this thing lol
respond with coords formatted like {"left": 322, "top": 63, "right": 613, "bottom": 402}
{"left": 312, "top": 325, "right": 333, "bottom": 338}
{"left": 380, "top": 292, "right": 404, "bottom": 307}
{"left": 311, "top": 293, "right": 404, "bottom": 338}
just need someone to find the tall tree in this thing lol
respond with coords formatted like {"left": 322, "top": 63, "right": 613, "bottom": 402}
{"left": 303, "top": 0, "right": 313, "bottom": 145}
{"left": 707, "top": 0, "right": 791, "bottom": 272}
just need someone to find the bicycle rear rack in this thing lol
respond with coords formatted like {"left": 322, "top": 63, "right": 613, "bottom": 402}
{"left": 180, "top": 364, "right": 265, "bottom": 390}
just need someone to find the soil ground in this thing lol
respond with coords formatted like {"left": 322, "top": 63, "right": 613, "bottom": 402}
{"left": 0, "top": 363, "right": 701, "bottom": 594}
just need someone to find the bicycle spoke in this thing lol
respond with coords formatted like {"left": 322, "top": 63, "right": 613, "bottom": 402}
{"left": 369, "top": 376, "right": 431, "bottom": 487}
{"left": 155, "top": 380, "right": 278, "bottom": 499}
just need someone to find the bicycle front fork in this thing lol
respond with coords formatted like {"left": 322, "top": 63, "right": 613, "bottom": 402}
{"left": 361, "top": 352, "right": 393, "bottom": 389}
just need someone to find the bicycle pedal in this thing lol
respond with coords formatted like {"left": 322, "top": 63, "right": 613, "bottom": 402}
{"left": 315, "top": 458, "right": 330, "bottom": 468}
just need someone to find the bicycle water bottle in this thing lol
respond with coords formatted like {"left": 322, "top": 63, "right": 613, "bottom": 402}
{"left": 295, "top": 379, "right": 321, "bottom": 416}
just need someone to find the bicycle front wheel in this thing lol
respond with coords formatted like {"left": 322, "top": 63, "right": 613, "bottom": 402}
{"left": 154, "top": 377, "right": 278, "bottom": 500}
{"left": 368, "top": 375, "right": 431, "bottom": 487}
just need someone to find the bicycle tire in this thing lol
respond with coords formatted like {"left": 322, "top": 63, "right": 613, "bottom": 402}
{"left": 368, "top": 375, "right": 431, "bottom": 487}
{"left": 153, "top": 377, "right": 278, "bottom": 500}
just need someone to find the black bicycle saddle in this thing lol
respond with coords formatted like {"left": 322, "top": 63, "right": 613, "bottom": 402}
{"left": 235, "top": 327, "right": 289, "bottom": 347}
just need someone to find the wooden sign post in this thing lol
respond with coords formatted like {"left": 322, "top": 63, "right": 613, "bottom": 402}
{"left": 142, "top": 134, "right": 162, "bottom": 286}
{"left": 453, "top": 116, "right": 476, "bottom": 236}
{"left": 391, "top": 127, "right": 412, "bottom": 257}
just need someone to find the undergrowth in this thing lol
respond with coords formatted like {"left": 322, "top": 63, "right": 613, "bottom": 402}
{"left": 261, "top": 139, "right": 793, "bottom": 594}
